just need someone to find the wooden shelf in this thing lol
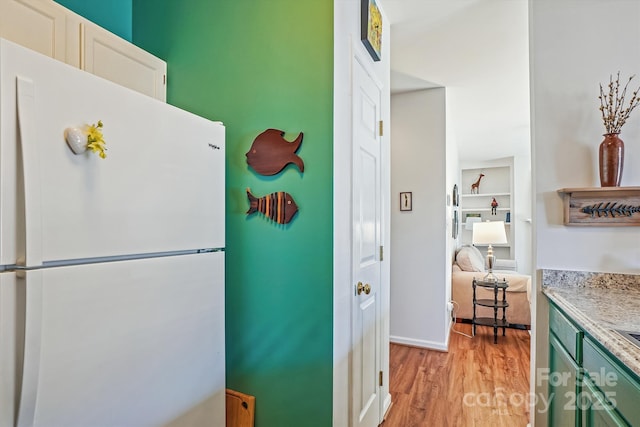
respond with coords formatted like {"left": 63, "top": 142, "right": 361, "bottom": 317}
{"left": 557, "top": 187, "right": 640, "bottom": 226}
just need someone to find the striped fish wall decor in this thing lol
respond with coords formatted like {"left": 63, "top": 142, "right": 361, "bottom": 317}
{"left": 246, "top": 188, "right": 299, "bottom": 224}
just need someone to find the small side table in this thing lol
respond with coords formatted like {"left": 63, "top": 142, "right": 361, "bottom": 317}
{"left": 472, "top": 278, "right": 509, "bottom": 344}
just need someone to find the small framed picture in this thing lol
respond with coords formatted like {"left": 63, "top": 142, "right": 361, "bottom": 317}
{"left": 400, "top": 192, "right": 412, "bottom": 211}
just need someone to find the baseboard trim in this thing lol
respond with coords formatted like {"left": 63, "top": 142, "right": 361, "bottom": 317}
{"left": 390, "top": 335, "right": 448, "bottom": 351}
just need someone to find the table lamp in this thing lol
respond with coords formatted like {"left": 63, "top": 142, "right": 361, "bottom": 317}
{"left": 472, "top": 220, "right": 508, "bottom": 282}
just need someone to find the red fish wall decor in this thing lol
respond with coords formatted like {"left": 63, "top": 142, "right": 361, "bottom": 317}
{"left": 246, "top": 128, "right": 304, "bottom": 175}
{"left": 246, "top": 188, "right": 299, "bottom": 224}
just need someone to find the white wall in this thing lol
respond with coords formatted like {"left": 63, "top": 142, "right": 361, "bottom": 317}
{"left": 390, "top": 88, "right": 450, "bottom": 350}
{"left": 333, "top": 0, "right": 392, "bottom": 425}
{"left": 530, "top": 1, "right": 640, "bottom": 425}
{"left": 532, "top": 1, "right": 640, "bottom": 275}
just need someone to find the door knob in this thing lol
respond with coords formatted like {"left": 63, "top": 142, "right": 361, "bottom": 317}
{"left": 356, "top": 282, "right": 371, "bottom": 295}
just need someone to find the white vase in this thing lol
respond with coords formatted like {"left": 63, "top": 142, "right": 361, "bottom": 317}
{"left": 65, "top": 127, "right": 86, "bottom": 154}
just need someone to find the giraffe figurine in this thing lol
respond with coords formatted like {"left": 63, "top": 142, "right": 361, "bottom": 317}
{"left": 470, "top": 173, "right": 484, "bottom": 194}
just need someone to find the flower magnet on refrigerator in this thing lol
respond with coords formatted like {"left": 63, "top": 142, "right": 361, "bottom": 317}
{"left": 65, "top": 120, "right": 107, "bottom": 158}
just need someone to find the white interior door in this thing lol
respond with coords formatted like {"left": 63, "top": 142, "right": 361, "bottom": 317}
{"left": 351, "top": 57, "right": 382, "bottom": 427}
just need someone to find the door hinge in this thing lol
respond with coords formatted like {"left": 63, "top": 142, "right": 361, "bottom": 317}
{"left": 379, "top": 371, "right": 383, "bottom": 387}
{"left": 379, "top": 245, "right": 384, "bottom": 261}
{"left": 379, "top": 120, "right": 384, "bottom": 136}
{"left": 163, "top": 74, "right": 167, "bottom": 85}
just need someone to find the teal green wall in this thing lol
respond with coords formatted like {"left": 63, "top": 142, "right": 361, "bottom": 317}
{"left": 54, "top": 0, "right": 132, "bottom": 41}
{"left": 132, "top": 1, "right": 334, "bottom": 426}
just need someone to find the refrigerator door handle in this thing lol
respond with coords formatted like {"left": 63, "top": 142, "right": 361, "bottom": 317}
{"left": 16, "top": 76, "right": 44, "bottom": 268}
{"left": 15, "top": 270, "right": 43, "bottom": 427}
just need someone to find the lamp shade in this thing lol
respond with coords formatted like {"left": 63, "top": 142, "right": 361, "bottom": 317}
{"left": 472, "top": 221, "right": 507, "bottom": 245}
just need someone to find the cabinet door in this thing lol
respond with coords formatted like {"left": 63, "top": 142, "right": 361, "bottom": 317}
{"left": 582, "top": 336, "right": 640, "bottom": 425}
{"left": 549, "top": 333, "right": 580, "bottom": 427}
{"left": 82, "top": 22, "right": 167, "bottom": 101}
{"left": 0, "top": 0, "right": 66, "bottom": 60}
{"left": 581, "top": 379, "right": 628, "bottom": 427}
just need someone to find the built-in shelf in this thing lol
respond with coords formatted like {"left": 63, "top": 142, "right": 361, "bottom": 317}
{"left": 461, "top": 192, "right": 511, "bottom": 198}
{"left": 557, "top": 187, "right": 640, "bottom": 226}
{"left": 462, "top": 222, "right": 511, "bottom": 227}
{"left": 461, "top": 207, "right": 510, "bottom": 213}
{"left": 460, "top": 165, "right": 514, "bottom": 259}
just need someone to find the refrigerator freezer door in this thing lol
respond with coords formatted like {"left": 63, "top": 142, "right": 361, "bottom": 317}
{"left": 16, "top": 252, "right": 225, "bottom": 427}
{"left": 0, "top": 38, "right": 225, "bottom": 266}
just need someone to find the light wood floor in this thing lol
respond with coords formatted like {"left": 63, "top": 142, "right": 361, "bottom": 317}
{"left": 382, "top": 323, "right": 530, "bottom": 427}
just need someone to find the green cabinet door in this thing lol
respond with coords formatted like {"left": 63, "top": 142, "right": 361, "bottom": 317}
{"left": 583, "top": 336, "right": 640, "bottom": 426}
{"left": 549, "top": 332, "right": 580, "bottom": 427}
{"left": 581, "top": 379, "right": 628, "bottom": 427}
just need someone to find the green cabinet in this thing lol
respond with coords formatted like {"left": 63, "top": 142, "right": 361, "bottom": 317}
{"left": 548, "top": 302, "right": 584, "bottom": 426}
{"left": 582, "top": 336, "right": 640, "bottom": 426}
{"left": 581, "top": 378, "right": 627, "bottom": 427}
{"left": 548, "top": 302, "right": 640, "bottom": 427}
{"left": 549, "top": 301, "right": 582, "bottom": 362}
{"left": 549, "top": 333, "right": 580, "bottom": 426}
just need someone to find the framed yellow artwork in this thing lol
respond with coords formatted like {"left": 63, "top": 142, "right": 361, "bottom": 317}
{"left": 361, "top": 0, "right": 382, "bottom": 61}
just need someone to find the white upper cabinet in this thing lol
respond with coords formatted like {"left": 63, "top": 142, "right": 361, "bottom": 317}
{"left": 0, "top": 0, "right": 166, "bottom": 101}
{"left": 67, "top": 11, "right": 167, "bottom": 101}
{"left": 83, "top": 24, "right": 166, "bottom": 101}
{"left": 0, "top": 0, "right": 66, "bottom": 60}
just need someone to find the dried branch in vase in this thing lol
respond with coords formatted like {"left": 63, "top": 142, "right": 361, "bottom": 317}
{"left": 599, "top": 72, "right": 640, "bottom": 134}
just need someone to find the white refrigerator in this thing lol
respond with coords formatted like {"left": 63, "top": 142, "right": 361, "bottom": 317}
{"left": 0, "top": 38, "right": 225, "bottom": 427}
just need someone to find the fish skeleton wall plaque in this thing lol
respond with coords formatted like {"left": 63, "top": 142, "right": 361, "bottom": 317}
{"left": 245, "top": 128, "right": 304, "bottom": 175}
{"left": 246, "top": 188, "right": 299, "bottom": 224}
{"left": 557, "top": 187, "right": 640, "bottom": 225}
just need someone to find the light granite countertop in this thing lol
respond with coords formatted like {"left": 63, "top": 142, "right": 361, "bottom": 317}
{"left": 541, "top": 269, "right": 640, "bottom": 378}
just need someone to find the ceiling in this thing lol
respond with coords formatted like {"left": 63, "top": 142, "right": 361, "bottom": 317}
{"left": 379, "top": 0, "right": 531, "bottom": 163}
